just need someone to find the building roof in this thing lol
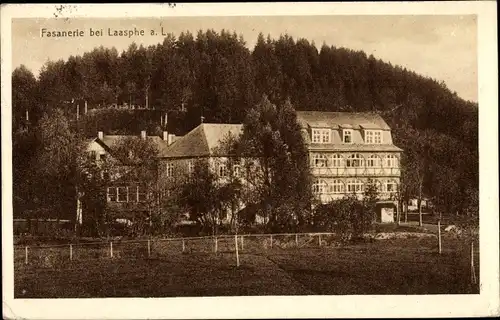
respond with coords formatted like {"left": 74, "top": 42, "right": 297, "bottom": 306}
{"left": 160, "top": 123, "right": 243, "bottom": 158}
{"left": 99, "top": 135, "right": 167, "bottom": 151}
{"left": 296, "top": 111, "right": 391, "bottom": 130}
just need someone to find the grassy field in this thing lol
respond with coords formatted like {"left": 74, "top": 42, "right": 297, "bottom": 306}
{"left": 14, "top": 236, "right": 479, "bottom": 298}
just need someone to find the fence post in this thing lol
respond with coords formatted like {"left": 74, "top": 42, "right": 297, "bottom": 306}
{"left": 214, "top": 236, "right": 218, "bottom": 253}
{"left": 182, "top": 239, "right": 186, "bottom": 253}
{"left": 70, "top": 244, "right": 73, "bottom": 261}
{"left": 295, "top": 234, "right": 298, "bottom": 246}
{"left": 234, "top": 235, "right": 240, "bottom": 267}
{"left": 270, "top": 235, "right": 273, "bottom": 249}
{"left": 147, "top": 239, "right": 151, "bottom": 258}
{"left": 110, "top": 241, "right": 113, "bottom": 258}
{"left": 241, "top": 235, "right": 244, "bottom": 251}
{"left": 437, "top": 220, "right": 442, "bottom": 254}
{"left": 25, "top": 246, "right": 28, "bottom": 265}
{"left": 319, "top": 234, "right": 322, "bottom": 247}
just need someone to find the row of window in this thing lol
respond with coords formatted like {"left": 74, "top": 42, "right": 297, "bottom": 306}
{"left": 312, "top": 179, "right": 398, "bottom": 194}
{"left": 107, "top": 186, "right": 147, "bottom": 203}
{"left": 311, "top": 129, "right": 383, "bottom": 144}
{"left": 88, "top": 151, "right": 107, "bottom": 162}
{"left": 311, "top": 153, "right": 398, "bottom": 168}
{"left": 165, "top": 161, "right": 242, "bottom": 178}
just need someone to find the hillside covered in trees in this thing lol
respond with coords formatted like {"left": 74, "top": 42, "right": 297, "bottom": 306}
{"left": 12, "top": 29, "right": 478, "bottom": 219}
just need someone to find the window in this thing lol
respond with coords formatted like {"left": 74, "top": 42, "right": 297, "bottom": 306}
{"left": 99, "top": 153, "right": 107, "bottom": 162}
{"left": 313, "top": 180, "right": 327, "bottom": 194}
{"left": 312, "top": 129, "right": 331, "bottom": 143}
{"left": 128, "top": 186, "right": 137, "bottom": 202}
{"left": 219, "top": 164, "right": 228, "bottom": 177}
{"left": 88, "top": 151, "right": 97, "bottom": 161}
{"left": 187, "top": 161, "right": 194, "bottom": 175}
{"left": 329, "top": 179, "right": 345, "bottom": 194}
{"left": 312, "top": 129, "right": 321, "bottom": 143}
{"left": 365, "top": 130, "right": 382, "bottom": 144}
{"left": 312, "top": 153, "right": 328, "bottom": 167}
{"left": 107, "top": 187, "right": 117, "bottom": 202}
{"left": 137, "top": 186, "right": 147, "bottom": 202}
{"left": 385, "top": 155, "right": 398, "bottom": 168}
{"left": 385, "top": 180, "right": 398, "bottom": 193}
{"left": 321, "top": 130, "right": 331, "bottom": 143}
{"left": 343, "top": 129, "right": 353, "bottom": 143}
{"left": 347, "top": 179, "right": 364, "bottom": 193}
{"left": 366, "top": 155, "right": 381, "bottom": 167}
{"left": 346, "top": 154, "right": 364, "bottom": 167}
{"left": 233, "top": 164, "right": 241, "bottom": 177}
{"left": 330, "top": 154, "right": 343, "bottom": 167}
{"left": 108, "top": 186, "right": 147, "bottom": 203}
{"left": 117, "top": 187, "right": 128, "bottom": 202}
{"left": 166, "top": 162, "right": 174, "bottom": 177}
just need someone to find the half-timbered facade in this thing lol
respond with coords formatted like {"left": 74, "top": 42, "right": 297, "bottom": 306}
{"left": 297, "top": 111, "right": 403, "bottom": 221}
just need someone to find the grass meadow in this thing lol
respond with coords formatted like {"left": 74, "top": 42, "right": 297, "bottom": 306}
{"left": 14, "top": 233, "right": 479, "bottom": 298}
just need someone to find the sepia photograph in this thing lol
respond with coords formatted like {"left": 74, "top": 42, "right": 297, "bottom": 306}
{"left": 2, "top": 2, "right": 498, "bottom": 319}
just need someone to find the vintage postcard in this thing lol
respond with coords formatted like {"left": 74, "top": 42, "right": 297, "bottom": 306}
{"left": 1, "top": 2, "right": 498, "bottom": 319}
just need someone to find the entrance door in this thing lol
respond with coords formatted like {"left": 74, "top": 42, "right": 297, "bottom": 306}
{"left": 380, "top": 207, "right": 395, "bottom": 223}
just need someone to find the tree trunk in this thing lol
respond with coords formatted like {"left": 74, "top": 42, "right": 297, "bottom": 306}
{"left": 404, "top": 200, "right": 408, "bottom": 223}
{"left": 397, "top": 200, "right": 401, "bottom": 225}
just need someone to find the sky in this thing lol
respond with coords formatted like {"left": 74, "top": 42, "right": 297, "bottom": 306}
{"left": 12, "top": 15, "right": 477, "bottom": 102}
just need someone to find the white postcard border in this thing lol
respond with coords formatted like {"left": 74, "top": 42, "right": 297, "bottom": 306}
{"left": 1, "top": 2, "right": 498, "bottom": 319}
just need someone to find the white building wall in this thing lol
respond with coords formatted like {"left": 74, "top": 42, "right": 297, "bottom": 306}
{"left": 86, "top": 140, "right": 107, "bottom": 161}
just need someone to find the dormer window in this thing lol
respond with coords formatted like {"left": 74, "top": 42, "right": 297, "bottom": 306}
{"left": 365, "top": 130, "right": 382, "bottom": 144}
{"left": 343, "top": 129, "right": 353, "bottom": 144}
{"left": 88, "top": 151, "right": 97, "bottom": 161}
{"left": 312, "top": 129, "right": 331, "bottom": 144}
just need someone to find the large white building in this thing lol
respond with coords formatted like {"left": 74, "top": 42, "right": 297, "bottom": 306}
{"left": 297, "top": 111, "right": 403, "bottom": 222}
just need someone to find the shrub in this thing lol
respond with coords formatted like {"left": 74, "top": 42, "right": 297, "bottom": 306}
{"left": 314, "top": 194, "right": 375, "bottom": 244}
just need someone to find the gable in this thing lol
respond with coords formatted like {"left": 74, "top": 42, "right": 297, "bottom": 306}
{"left": 160, "top": 123, "right": 243, "bottom": 158}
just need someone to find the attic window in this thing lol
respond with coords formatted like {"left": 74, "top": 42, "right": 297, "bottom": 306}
{"left": 312, "top": 129, "right": 330, "bottom": 143}
{"left": 343, "top": 129, "right": 353, "bottom": 144}
{"left": 365, "top": 130, "right": 382, "bottom": 144}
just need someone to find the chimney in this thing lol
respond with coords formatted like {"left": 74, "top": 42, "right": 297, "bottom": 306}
{"left": 141, "top": 130, "right": 147, "bottom": 140}
{"left": 200, "top": 116, "right": 205, "bottom": 124}
{"left": 98, "top": 131, "right": 104, "bottom": 140}
{"left": 163, "top": 131, "right": 169, "bottom": 141}
{"left": 164, "top": 113, "right": 168, "bottom": 129}
{"left": 168, "top": 134, "right": 175, "bottom": 145}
